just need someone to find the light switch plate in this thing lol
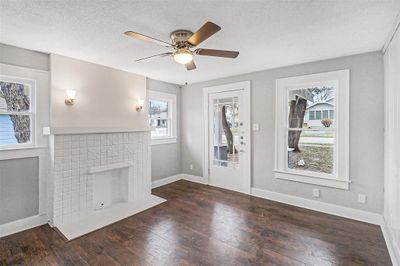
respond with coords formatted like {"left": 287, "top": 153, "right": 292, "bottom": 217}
{"left": 252, "top": 123, "right": 260, "bottom": 131}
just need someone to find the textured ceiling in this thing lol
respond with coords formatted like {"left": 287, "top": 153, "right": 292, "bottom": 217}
{"left": 0, "top": 0, "right": 399, "bottom": 84}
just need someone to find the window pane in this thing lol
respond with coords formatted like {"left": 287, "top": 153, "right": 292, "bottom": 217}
{"left": 315, "top": 111, "right": 321, "bottom": 120}
{"left": 212, "top": 97, "right": 239, "bottom": 168}
{"left": 288, "top": 86, "right": 335, "bottom": 129}
{"left": 0, "top": 81, "right": 31, "bottom": 112}
{"left": 287, "top": 130, "right": 334, "bottom": 174}
{"left": 150, "top": 119, "right": 169, "bottom": 137}
{"left": 309, "top": 111, "right": 315, "bottom": 120}
{"left": 329, "top": 110, "right": 334, "bottom": 119}
{"left": 0, "top": 114, "right": 31, "bottom": 144}
{"left": 149, "top": 99, "right": 168, "bottom": 117}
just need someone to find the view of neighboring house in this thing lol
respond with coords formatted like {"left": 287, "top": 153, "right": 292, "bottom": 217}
{"left": 149, "top": 99, "right": 169, "bottom": 137}
{"left": 304, "top": 97, "right": 335, "bottom": 128}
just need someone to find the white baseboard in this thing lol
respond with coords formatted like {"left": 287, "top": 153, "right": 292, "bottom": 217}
{"left": 381, "top": 217, "right": 400, "bottom": 266}
{"left": 152, "top": 173, "right": 206, "bottom": 188}
{"left": 181, "top": 174, "right": 207, "bottom": 184}
{"left": 152, "top": 174, "right": 181, "bottom": 188}
{"left": 0, "top": 214, "right": 48, "bottom": 237}
{"left": 251, "top": 187, "right": 382, "bottom": 225}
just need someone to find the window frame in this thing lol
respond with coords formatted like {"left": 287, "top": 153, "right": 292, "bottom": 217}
{"left": 148, "top": 90, "right": 177, "bottom": 145}
{"left": 0, "top": 75, "right": 36, "bottom": 150}
{"left": 274, "top": 70, "right": 350, "bottom": 189}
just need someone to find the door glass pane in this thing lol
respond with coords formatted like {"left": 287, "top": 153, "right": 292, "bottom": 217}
{"left": 287, "top": 130, "right": 334, "bottom": 174}
{"left": 287, "top": 86, "right": 335, "bottom": 129}
{"left": 213, "top": 97, "right": 240, "bottom": 168}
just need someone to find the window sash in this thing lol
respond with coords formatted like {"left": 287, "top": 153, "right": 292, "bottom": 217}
{"left": 0, "top": 76, "right": 36, "bottom": 149}
{"left": 275, "top": 70, "right": 349, "bottom": 189}
{"left": 148, "top": 91, "right": 177, "bottom": 143}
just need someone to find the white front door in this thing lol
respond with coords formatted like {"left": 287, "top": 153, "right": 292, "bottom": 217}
{"left": 206, "top": 84, "right": 250, "bottom": 194}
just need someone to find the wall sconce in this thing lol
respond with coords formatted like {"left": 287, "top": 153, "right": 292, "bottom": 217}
{"left": 136, "top": 98, "right": 144, "bottom": 112}
{"left": 65, "top": 90, "right": 76, "bottom": 105}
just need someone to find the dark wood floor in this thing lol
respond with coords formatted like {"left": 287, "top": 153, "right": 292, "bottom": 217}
{"left": 0, "top": 180, "right": 391, "bottom": 265}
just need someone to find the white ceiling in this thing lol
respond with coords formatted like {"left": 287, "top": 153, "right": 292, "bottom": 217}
{"left": 0, "top": 0, "right": 399, "bottom": 85}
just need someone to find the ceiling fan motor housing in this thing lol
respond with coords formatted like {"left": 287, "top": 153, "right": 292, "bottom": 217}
{"left": 170, "top": 30, "right": 193, "bottom": 47}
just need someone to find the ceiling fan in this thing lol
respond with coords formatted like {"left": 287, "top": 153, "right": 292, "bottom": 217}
{"left": 124, "top": 21, "right": 239, "bottom": 71}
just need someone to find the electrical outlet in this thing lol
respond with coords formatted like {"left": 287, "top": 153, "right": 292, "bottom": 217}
{"left": 189, "top": 164, "right": 194, "bottom": 170}
{"left": 358, "top": 194, "right": 367, "bottom": 204}
{"left": 313, "top": 188, "right": 320, "bottom": 198}
{"left": 252, "top": 123, "right": 260, "bottom": 131}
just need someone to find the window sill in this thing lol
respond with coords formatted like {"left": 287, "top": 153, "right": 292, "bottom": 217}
{"left": 0, "top": 145, "right": 46, "bottom": 152}
{"left": 274, "top": 170, "right": 350, "bottom": 190}
{"left": 151, "top": 137, "right": 177, "bottom": 146}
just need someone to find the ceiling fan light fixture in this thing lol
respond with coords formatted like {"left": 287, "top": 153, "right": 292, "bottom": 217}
{"left": 173, "top": 48, "right": 193, "bottom": 65}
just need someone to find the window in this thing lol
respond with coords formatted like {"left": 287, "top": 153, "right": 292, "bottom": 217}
{"left": 148, "top": 90, "right": 177, "bottom": 145}
{"left": 329, "top": 110, "right": 334, "bottom": 119}
{"left": 309, "top": 111, "right": 315, "bottom": 120}
{"left": 0, "top": 76, "right": 35, "bottom": 149}
{"left": 315, "top": 110, "right": 321, "bottom": 120}
{"left": 275, "top": 70, "right": 349, "bottom": 189}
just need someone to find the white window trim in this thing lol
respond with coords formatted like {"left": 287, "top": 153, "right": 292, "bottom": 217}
{"left": 274, "top": 70, "right": 350, "bottom": 190}
{"left": 0, "top": 75, "right": 36, "bottom": 150}
{"left": 148, "top": 90, "right": 177, "bottom": 145}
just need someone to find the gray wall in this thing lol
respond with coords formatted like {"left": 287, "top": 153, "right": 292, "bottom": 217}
{"left": 147, "top": 78, "right": 182, "bottom": 181}
{"left": 0, "top": 43, "right": 49, "bottom": 71}
{"left": 181, "top": 52, "right": 384, "bottom": 213}
{"left": 0, "top": 157, "right": 39, "bottom": 224}
{"left": 0, "top": 44, "right": 50, "bottom": 225}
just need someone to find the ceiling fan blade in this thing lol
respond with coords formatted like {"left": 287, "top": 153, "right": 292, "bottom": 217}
{"left": 135, "top": 52, "right": 173, "bottom": 62}
{"left": 195, "top": 48, "right": 239, "bottom": 58}
{"left": 187, "top": 21, "right": 221, "bottom": 46}
{"left": 124, "top": 31, "right": 173, "bottom": 48}
{"left": 186, "top": 60, "right": 197, "bottom": 71}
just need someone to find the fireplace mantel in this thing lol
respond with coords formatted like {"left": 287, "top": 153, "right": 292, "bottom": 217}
{"left": 43, "top": 126, "right": 151, "bottom": 135}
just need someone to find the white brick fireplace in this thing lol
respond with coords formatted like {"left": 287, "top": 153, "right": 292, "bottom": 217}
{"left": 47, "top": 129, "right": 165, "bottom": 240}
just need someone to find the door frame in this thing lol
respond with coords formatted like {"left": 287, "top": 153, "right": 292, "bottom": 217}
{"left": 203, "top": 80, "right": 251, "bottom": 194}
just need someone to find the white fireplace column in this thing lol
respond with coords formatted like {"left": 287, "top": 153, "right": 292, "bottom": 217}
{"left": 47, "top": 129, "right": 155, "bottom": 231}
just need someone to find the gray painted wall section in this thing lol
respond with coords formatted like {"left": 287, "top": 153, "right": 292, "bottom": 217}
{"left": 181, "top": 52, "right": 384, "bottom": 213}
{"left": 147, "top": 78, "right": 182, "bottom": 181}
{"left": 0, "top": 157, "right": 39, "bottom": 224}
{"left": 0, "top": 43, "right": 49, "bottom": 71}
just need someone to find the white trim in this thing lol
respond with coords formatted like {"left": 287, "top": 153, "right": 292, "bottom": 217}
{"left": 148, "top": 90, "right": 177, "bottom": 145}
{"left": 152, "top": 174, "right": 182, "bottom": 188}
{"left": 0, "top": 214, "right": 47, "bottom": 237}
{"left": 382, "top": 10, "right": 400, "bottom": 54}
{"left": 381, "top": 217, "right": 400, "bottom": 266}
{"left": 275, "top": 70, "right": 350, "bottom": 189}
{"left": 181, "top": 174, "right": 207, "bottom": 184}
{"left": 151, "top": 137, "right": 177, "bottom": 145}
{"left": 203, "top": 80, "right": 252, "bottom": 194}
{"left": 151, "top": 174, "right": 207, "bottom": 189}
{"left": 43, "top": 126, "right": 151, "bottom": 135}
{"left": 274, "top": 170, "right": 350, "bottom": 190}
{"left": 0, "top": 75, "right": 36, "bottom": 150}
{"left": 87, "top": 161, "right": 133, "bottom": 174}
{"left": 251, "top": 187, "right": 382, "bottom": 225}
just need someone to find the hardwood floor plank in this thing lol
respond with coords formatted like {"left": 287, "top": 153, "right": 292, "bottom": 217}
{"left": 0, "top": 180, "right": 392, "bottom": 265}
